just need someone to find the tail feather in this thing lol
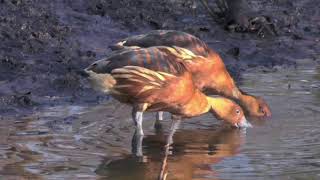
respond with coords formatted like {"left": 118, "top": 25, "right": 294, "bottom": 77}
{"left": 85, "top": 70, "right": 116, "bottom": 93}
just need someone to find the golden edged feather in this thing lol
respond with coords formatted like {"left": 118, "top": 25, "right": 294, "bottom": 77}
{"left": 121, "top": 66, "right": 167, "bottom": 81}
{"left": 173, "top": 46, "right": 197, "bottom": 58}
{"left": 163, "top": 46, "right": 194, "bottom": 60}
{"left": 148, "top": 81, "right": 162, "bottom": 87}
{"left": 137, "top": 85, "right": 159, "bottom": 95}
{"left": 164, "top": 46, "right": 205, "bottom": 61}
{"left": 112, "top": 74, "right": 135, "bottom": 79}
{"left": 111, "top": 66, "right": 176, "bottom": 96}
{"left": 115, "top": 67, "right": 164, "bottom": 87}
{"left": 112, "top": 67, "right": 157, "bottom": 81}
{"left": 125, "top": 78, "right": 146, "bottom": 84}
{"left": 141, "top": 103, "right": 149, "bottom": 111}
{"left": 157, "top": 71, "right": 176, "bottom": 78}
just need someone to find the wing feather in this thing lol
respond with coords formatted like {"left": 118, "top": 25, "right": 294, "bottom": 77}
{"left": 111, "top": 66, "right": 176, "bottom": 98}
{"left": 96, "top": 47, "right": 189, "bottom": 76}
{"left": 111, "top": 30, "right": 211, "bottom": 57}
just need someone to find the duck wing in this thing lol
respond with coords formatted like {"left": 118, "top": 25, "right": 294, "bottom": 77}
{"left": 110, "top": 30, "right": 211, "bottom": 57}
{"left": 111, "top": 66, "right": 193, "bottom": 105}
{"left": 87, "top": 46, "right": 202, "bottom": 76}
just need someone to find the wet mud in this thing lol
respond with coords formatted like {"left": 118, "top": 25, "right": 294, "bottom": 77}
{"left": 0, "top": 0, "right": 319, "bottom": 113}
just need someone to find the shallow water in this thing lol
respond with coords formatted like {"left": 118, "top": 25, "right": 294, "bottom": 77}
{"left": 0, "top": 62, "right": 319, "bottom": 180}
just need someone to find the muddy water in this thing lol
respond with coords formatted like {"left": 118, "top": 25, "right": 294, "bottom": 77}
{"left": 0, "top": 62, "right": 319, "bottom": 179}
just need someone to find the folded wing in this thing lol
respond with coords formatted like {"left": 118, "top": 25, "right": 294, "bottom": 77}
{"left": 111, "top": 66, "right": 178, "bottom": 102}
{"left": 110, "top": 30, "right": 211, "bottom": 58}
{"left": 89, "top": 46, "right": 202, "bottom": 76}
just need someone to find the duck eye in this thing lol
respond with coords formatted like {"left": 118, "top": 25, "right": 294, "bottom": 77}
{"left": 236, "top": 109, "right": 240, "bottom": 115}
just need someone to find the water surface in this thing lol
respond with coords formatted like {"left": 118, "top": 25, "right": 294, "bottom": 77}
{"left": 0, "top": 63, "right": 319, "bottom": 180}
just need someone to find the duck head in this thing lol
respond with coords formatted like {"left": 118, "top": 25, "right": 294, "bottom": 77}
{"left": 207, "top": 97, "right": 252, "bottom": 128}
{"left": 239, "top": 95, "right": 271, "bottom": 118}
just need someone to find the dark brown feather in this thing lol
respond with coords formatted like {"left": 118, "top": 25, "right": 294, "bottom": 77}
{"left": 90, "top": 46, "right": 189, "bottom": 76}
{"left": 112, "top": 30, "right": 211, "bottom": 57}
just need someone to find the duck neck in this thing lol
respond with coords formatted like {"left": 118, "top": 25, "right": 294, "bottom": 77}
{"left": 237, "top": 92, "right": 258, "bottom": 116}
{"left": 237, "top": 91, "right": 250, "bottom": 103}
{"left": 186, "top": 57, "right": 216, "bottom": 91}
{"left": 209, "top": 75, "right": 243, "bottom": 102}
{"left": 205, "top": 97, "right": 231, "bottom": 119}
{"left": 224, "top": 87, "right": 253, "bottom": 114}
{"left": 209, "top": 56, "right": 242, "bottom": 100}
{"left": 206, "top": 53, "right": 243, "bottom": 101}
{"left": 228, "top": 86, "right": 242, "bottom": 100}
{"left": 186, "top": 52, "right": 241, "bottom": 98}
{"left": 180, "top": 89, "right": 211, "bottom": 117}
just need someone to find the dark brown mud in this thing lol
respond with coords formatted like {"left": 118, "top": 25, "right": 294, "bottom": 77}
{"left": 0, "top": 0, "right": 319, "bottom": 114}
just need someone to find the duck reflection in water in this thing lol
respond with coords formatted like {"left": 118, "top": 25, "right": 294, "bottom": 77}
{"left": 95, "top": 125, "right": 247, "bottom": 180}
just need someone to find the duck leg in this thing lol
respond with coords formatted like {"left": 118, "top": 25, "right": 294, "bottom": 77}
{"left": 131, "top": 104, "right": 146, "bottom": 158}
{"left": 132, "top": 103, "right": 148, "bottom": 136}
{"left": 131, "top": 130, "right": 144, "bottom": 157}
{"left": 158, "top": 118, "right": 181, "bottom": 180}
{"left": 156, "top": 111, "right": 164, "bottom": 121}
{"left": 132, "top": 110, "right": 144, "bottom": 136}
{"left": 167, "top": 117, "right": 181, "bottom": 145}
{"left": 154, "top": 111, "right": 164, "bottom": 130}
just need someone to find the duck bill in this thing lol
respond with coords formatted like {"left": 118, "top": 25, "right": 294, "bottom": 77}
{"left": 235, "top": 117, "right": 252, "bottom": 128}
{"left": 264, "top": 109, "right": 272, "bottom": 118}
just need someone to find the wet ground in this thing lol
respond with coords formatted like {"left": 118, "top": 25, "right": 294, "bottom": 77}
{"left": 0, "top": 60, "right": 319, "bottom": 179}
{"left": 0, "top": 0, "right": 319, "bottom": 113}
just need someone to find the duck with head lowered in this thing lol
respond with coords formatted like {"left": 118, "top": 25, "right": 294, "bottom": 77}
{"left": 85, "top": 46, "right": 252, "bottom": 136}
{"left": 109, "top": 30, "right": 271, "bottom": 119}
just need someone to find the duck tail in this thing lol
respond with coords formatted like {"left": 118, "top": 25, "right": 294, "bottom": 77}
{"left": 85, "top": 70, "right": 116, "bottom": 94}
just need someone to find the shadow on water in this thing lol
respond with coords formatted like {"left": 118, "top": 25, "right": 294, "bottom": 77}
{"left": 96, "top": 127, "right": 246, "bottom": 180}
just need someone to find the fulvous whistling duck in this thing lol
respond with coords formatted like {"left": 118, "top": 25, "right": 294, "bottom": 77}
{"left": 110, "top": 30, "right": 271, "bottom": 118}
{"left": 85, "top": 46, "right": 251, "bottom": 135}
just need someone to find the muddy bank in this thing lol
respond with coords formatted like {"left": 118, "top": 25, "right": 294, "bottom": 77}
{"left": 0, "top": 0, "right": 319, "bottom": 115}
